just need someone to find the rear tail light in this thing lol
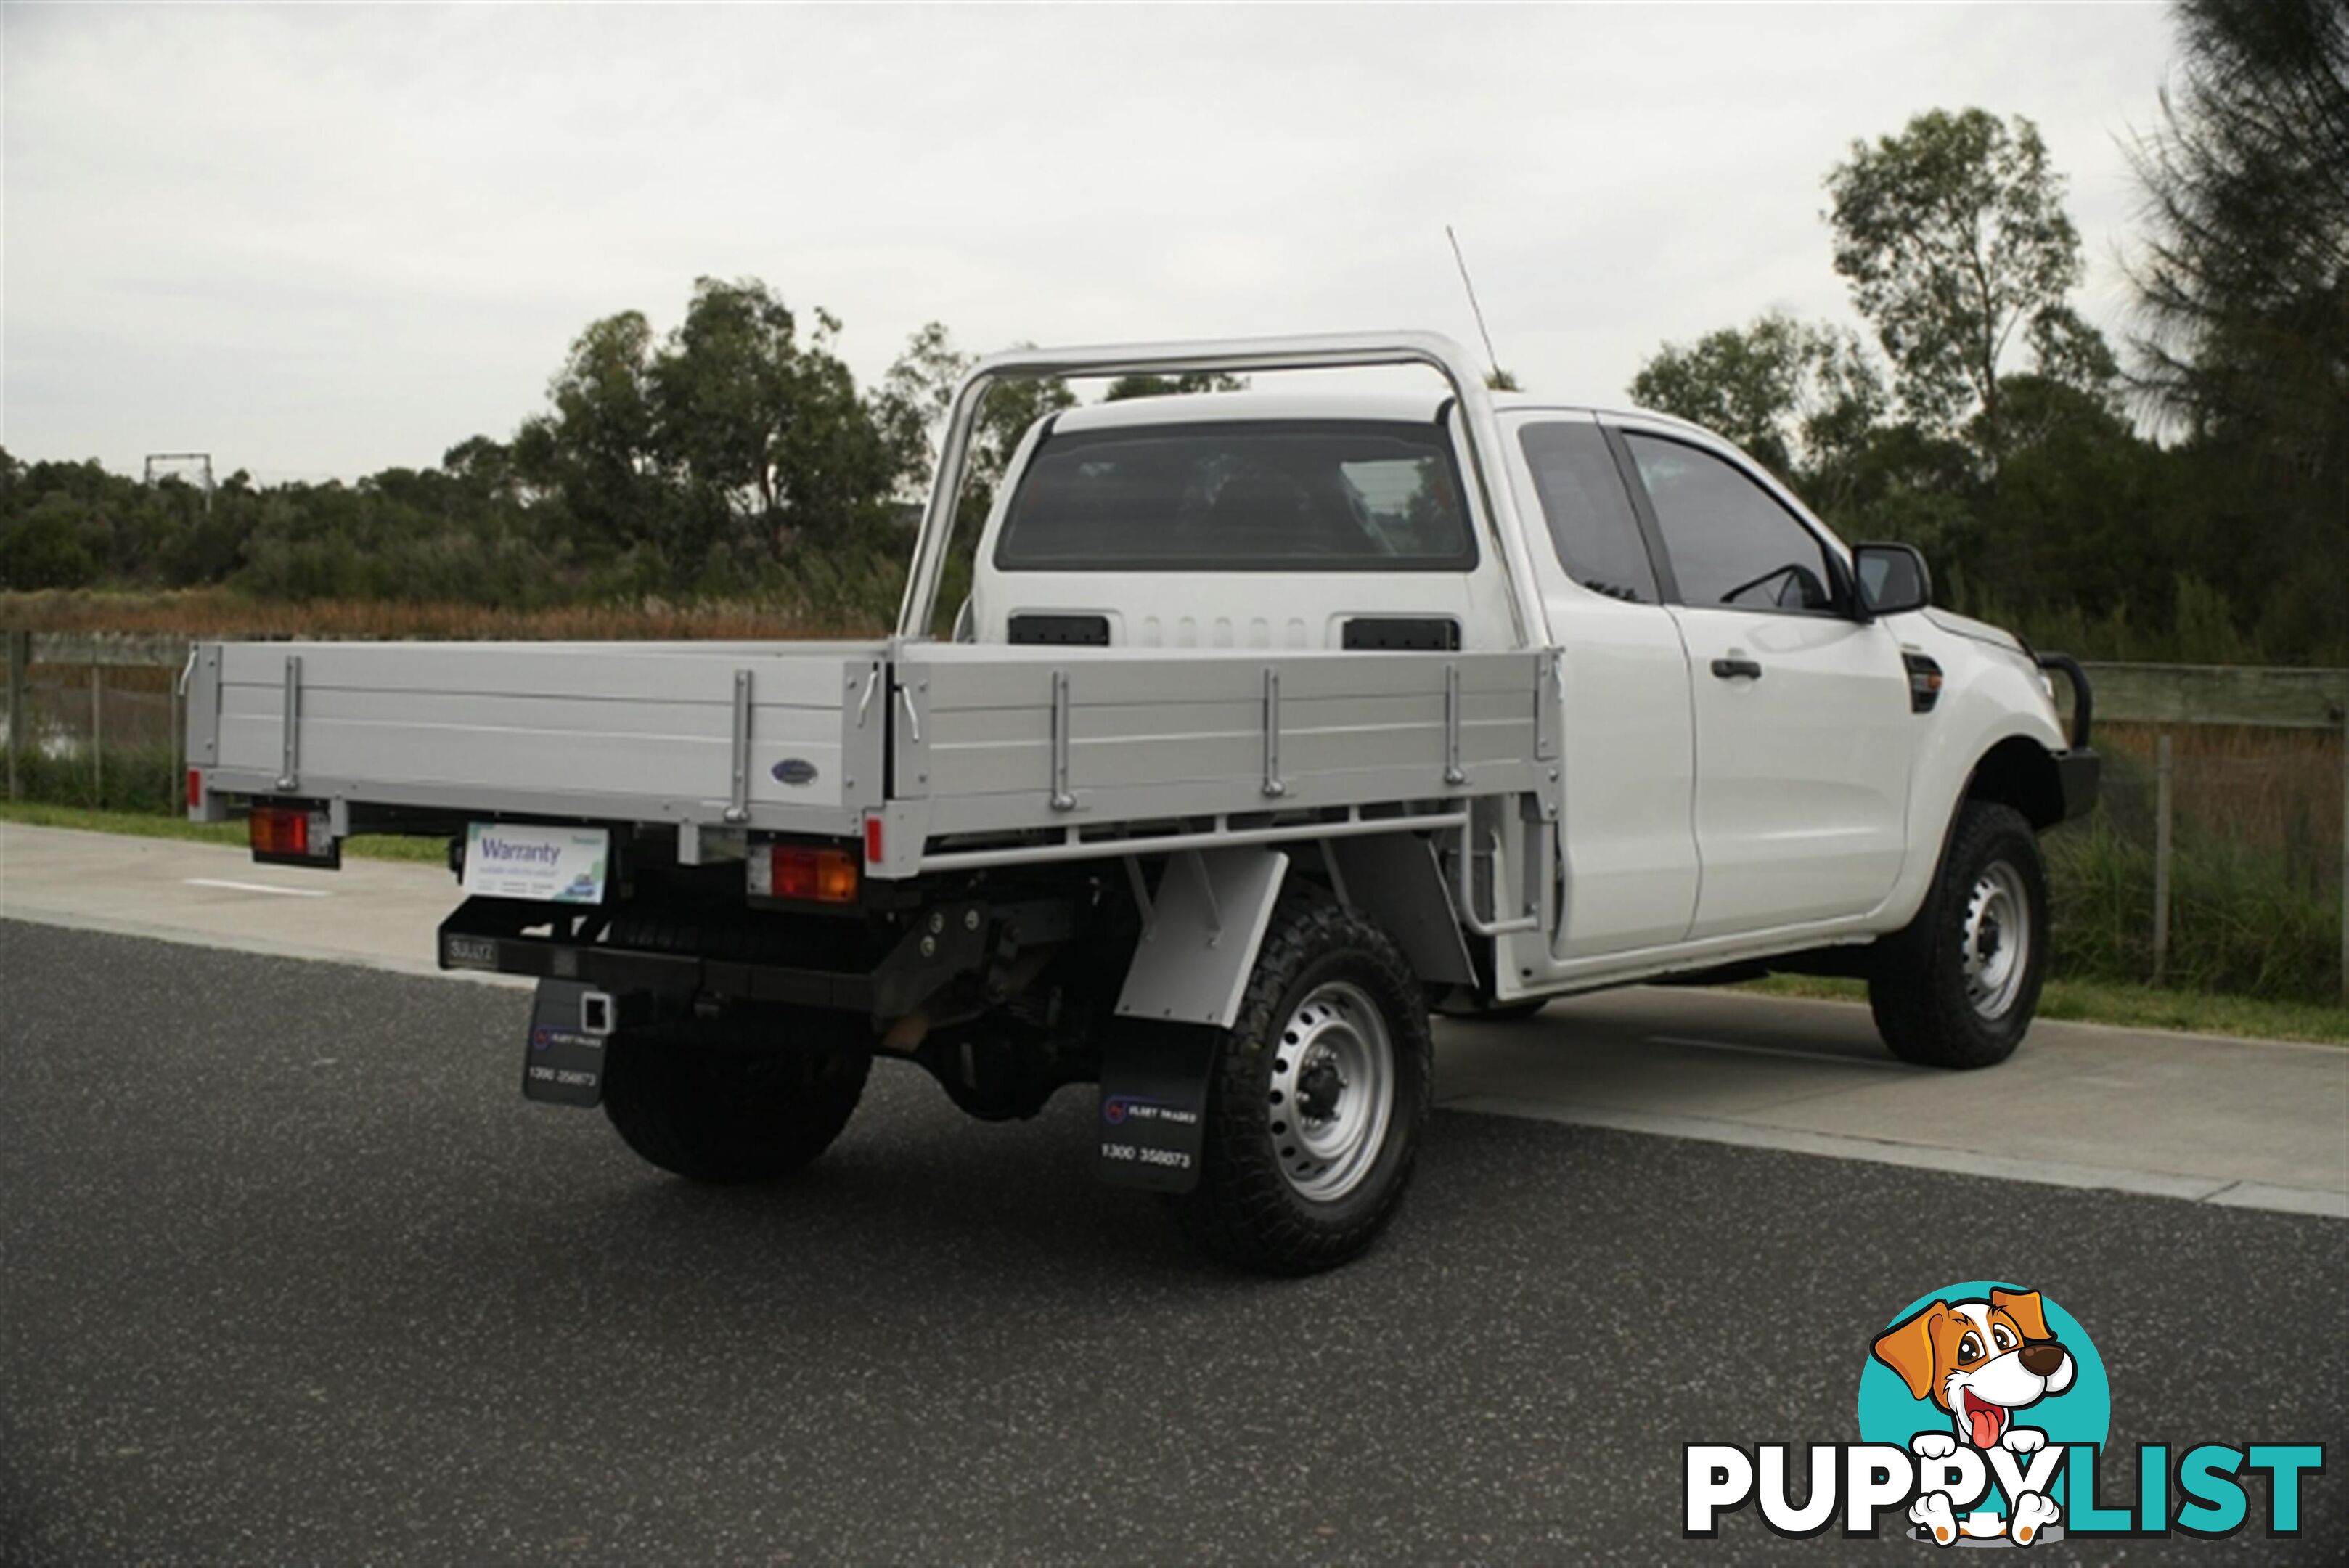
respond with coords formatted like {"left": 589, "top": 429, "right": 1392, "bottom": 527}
{"left": 748, "top": 844, "right": 859, "bottom": 903}
{"left": 250, "top": 804, "right": 336, "bottom": 864}
{"left": 863, "top": 814, "right": 884, "bottom": 866}
{"left": 186, "top": 769, "right": 203, "bottom": 809}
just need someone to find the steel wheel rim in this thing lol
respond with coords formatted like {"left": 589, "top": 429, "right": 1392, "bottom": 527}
{"left": 1961, "top": 859, "right": 2032, "bottom": 1020}
{"left": 1265, "top": 980, "right": 1394, "bottom": 1203}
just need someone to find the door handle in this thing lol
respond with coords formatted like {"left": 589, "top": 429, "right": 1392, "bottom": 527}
{"left": 1710, "top": 657, "right": 1763, "bottom": 680}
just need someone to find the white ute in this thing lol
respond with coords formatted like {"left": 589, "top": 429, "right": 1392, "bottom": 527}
{"left": 185, "top": 332, "right": 2099, "bottom": 1273}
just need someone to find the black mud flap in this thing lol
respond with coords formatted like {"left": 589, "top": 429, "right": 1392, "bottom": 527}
{"left": 522, "top": 979, "right": 608, "bottom": 1107}
{"left": 1097, "top": 1021, "right": 1217, "bottom": 1193}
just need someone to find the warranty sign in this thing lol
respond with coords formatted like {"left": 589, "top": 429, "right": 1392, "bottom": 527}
{"left": 462, "top": 822, "right": 610, "bottom": 905}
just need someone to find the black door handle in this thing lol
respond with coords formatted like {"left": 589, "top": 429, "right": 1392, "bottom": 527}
{"left": 1710, "top": 657, "right": 1763, "bottom": 680}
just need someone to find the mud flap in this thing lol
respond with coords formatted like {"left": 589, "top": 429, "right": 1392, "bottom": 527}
{"left": 521, "top": 979, "right": 608, "bottom": 1107}
{"left": 1096, "top": 1020, "right": 1217, "bottom": 1193}
{"left": 1114, "top": 846, "right": 1288, "bottom": 1027}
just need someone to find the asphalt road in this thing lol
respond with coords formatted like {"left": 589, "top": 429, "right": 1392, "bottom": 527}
{"left": 2, "top": 920, "right": 2342, "bottom": 1564}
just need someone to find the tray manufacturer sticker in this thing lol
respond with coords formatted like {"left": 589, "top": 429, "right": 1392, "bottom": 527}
{"left": 443, "top": 934, "right": 499, "bottom": 971}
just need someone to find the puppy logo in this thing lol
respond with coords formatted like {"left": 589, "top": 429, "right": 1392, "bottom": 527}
{"left": 1691, "top": 1283, "right": 2314, "bottom": 1545}
{"left": 1859, "top": 1282, "right": 2109, "bottom": 1550}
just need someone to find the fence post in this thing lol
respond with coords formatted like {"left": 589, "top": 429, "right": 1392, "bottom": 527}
{"left": 2340, "top": 712, "right": 2348, "bottom": 1006}
{"left": 4, "top": 630, "right": 25, "bottom": 802}
{"left": 2153, "top": 731, "right": 2174, "bottom": 987}
{"left": 90, "top": 662, "right": 103, "bottom": 804}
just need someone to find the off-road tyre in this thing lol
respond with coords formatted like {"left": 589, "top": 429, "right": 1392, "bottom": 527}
{"left": 1173, "top": 897, "right": 1433, "bottom": 1275}
{"left": 1868, "top": 800, "right": 2048, "bottom": 1069}
{"left": 601, "top": 1008, "right": 871, "bottom": 1183}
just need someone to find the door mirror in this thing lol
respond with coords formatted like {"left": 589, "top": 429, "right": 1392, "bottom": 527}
{"left": 1852, "top": 542, "right": 1931, "bottom": 617}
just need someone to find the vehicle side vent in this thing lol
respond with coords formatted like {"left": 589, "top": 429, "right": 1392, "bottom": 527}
{"left": 1903, "top": 652, "right": 1945, "bottom": 714}
{"left": 1342, "top": 616, "right": 1461, "bottom": 651}
{"left": 1008, "top": 613, "right": 1111, "bottom": 647}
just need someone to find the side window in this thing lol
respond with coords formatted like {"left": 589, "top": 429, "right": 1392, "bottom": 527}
{"left": 1624, "top": 433, "right": 1839, "bottom": 613}
{"left": 1518, "top": 421, "right": 1659, "bottom": 603}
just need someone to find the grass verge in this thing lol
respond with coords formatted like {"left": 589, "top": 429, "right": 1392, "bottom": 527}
{"left": 1744, "top": 973, "right": 2348, "bottom": 1046}
{"left": 0, "top": 801, "right": 449, "bottom": 864}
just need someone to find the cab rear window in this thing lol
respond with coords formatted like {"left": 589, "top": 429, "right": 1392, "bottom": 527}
{"left": 993, "top": 420, "right": 1478, "bottom": 572}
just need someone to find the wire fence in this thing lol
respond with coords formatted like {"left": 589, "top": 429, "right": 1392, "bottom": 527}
{"left": 1, "top": 658, "right": 184, "bottom": 814}
{"left": 2048, "top": 725, "right": 2344, "bottom": 1002}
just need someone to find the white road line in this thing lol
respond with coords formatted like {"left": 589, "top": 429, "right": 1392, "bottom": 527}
{"left": 183, "top": 878, "right": 332, "bottom": 899}
{"left": 1647, "top": 1034, "right": 1916, "bottom": 1071}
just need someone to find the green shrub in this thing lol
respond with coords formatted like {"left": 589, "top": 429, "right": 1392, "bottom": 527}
{"left": 2043, "top": 743, "right": 2342, "bottom": 1003}
{"left": 7, "top": 743, "right": 181, "bottom": 814}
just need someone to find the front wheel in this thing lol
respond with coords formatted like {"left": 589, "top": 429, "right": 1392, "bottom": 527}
{"left": 1173, "top": 899, "right": 1432, "bottom": 1275}
{"left": 601, "top": 1008, "right": 871, "bottom": 1183}
{"left": 1868, "top": 801, "right": 2049, "bottom": 1069}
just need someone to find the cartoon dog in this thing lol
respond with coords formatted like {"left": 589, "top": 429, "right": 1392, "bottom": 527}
{"left": 1871, "top": 1287, "right": 2075, "bottom": 1548}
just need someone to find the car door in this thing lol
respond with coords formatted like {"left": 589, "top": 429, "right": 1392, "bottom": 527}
{"left": 1613, "top": 424, "right": 1914, "bottom": 938}
{"left": 1508, "top": 414, "right": 1700, "bottom": 957}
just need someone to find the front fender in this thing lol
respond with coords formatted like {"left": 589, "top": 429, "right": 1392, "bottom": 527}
{"left": 1877, "top": 633, "right": 2073, "bottom": 931}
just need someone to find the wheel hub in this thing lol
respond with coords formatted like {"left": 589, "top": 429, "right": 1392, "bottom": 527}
{"left": 1294, "top": 1056, "right": 1345, "bottom": 1122}
{"left": 1265, "top": 981, "right": 1395, "bottom": 1204}
{"left": 1961, "top": 859, "right": 2032, "bottom": 1021}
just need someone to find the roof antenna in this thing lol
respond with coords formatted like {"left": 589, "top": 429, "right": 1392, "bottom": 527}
{"left": 1446, "top": 225, "right": 1516, "bottom": 390}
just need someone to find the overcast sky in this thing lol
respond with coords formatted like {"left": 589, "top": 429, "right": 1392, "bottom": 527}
{"left": 6, "top": 3, "right": 2178, "bottom": 482}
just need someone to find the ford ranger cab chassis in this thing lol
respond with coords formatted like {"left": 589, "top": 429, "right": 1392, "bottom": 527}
{"left": 185, "top": 332, "right": 2097, "bottom": 1273}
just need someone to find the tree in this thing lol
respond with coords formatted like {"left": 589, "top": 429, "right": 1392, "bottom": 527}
{"left": 1629, "top": 312, "right": 1886, "bottom": 481}
{"left": 506, "top": 281, "right": 902, "bottom": 584}
{"left": 645, "top": 278, "right": 898, "bottom": 546}
{"left": 441, "top": 436, "right": 518, "bottom": 505}
{"left": 2128, "top": 0, "right": 2349, "bottom": 662}
{"left": 763, "top": 336, "right": 900, "bottom": 542}
{"left": 1971, "top": 375, "right": 2171, "bottom": 617}
{"left": 2131, "top": 0, "right": 2349, "bottom": 439}
{"left": 646, "top": 277, "right": 804, "bottom": 515}
{"left": 1627, "top": 113, "right": 2159, "bottom": 627}
{"left": 1826, "top": 109, "right": 2096, "bottom": 457}
{"left": 510, "top": 310, "right": 661, "bottom": 552}
{"left": 873, "top": 321, "right": 971, "bottom": 500}
{"left": 0, "top": 493, "right": 99, "bottom": 589}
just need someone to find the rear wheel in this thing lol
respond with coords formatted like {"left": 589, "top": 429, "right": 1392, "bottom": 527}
{"left": 1174, "top": 899, "right": 1431, "bottom": 1275}
{"left": 601, "top": 1008, "right": 871, "bottom": 1183}
{"left": 1868, "top": 801, "right": 2048, "bottom": 1069}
